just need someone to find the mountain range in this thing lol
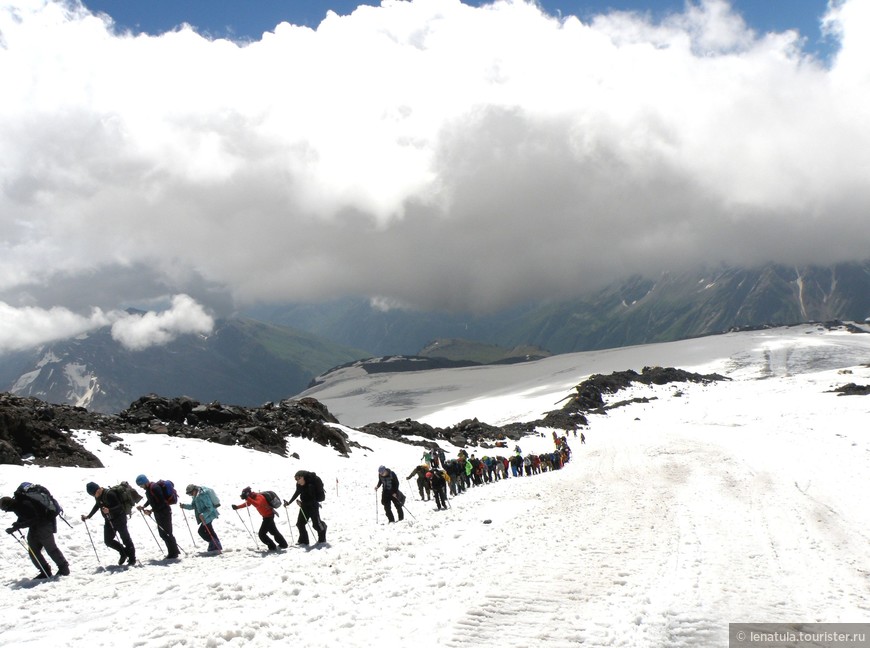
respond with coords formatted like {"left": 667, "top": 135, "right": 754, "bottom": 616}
{"left": 251, "top": 262, "right": 870, "bottom": 355}
{"left": 0, "top": 318, "right": 367, "bottom": 414}
{"left": 3, "top": 261, "right": 870, "bottom": 413}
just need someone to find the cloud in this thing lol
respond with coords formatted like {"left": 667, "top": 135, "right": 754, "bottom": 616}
{"left": 0, "top": 0, "right": 868, "bottom": 326}
{"left": 0, "top": 302, "right": 114, "bottom": 352}
{"left": 110, "top": 294, "right": 214, "bottom": 350}
{"left": 0, "top": 294, "right": 213, "bottom": 352}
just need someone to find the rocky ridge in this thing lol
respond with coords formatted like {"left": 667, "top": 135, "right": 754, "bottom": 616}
{"left": 0, "top": 366, "right": 760, "bottom": 467}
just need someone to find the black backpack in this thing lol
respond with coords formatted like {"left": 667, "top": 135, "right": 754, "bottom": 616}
{"left": 308, "top": 472, "right": 326, "bottom": 503}
{"left": 16, "top": 483, "right": 61, "bottom": 519}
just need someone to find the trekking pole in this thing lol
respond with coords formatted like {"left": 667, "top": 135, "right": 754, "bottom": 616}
{"left": 282, "top": 503, "right": 296, "bottom": 542}
{"left": 151, "top": 516, "right": 188, "bottom": 557}
{"left": 234, "top": 508, "right": 258, "bottom": 550}
{"left": 180, "top": 506, "right": 197, "bottom": 548}
{"left": 396, "top": 495, "right": 417, "bottom": 521}
{"left": 201, "top": 514, "right": 221, "bottom": 553}
{"left": 375, "top": 491, "right": 379, "bottom": 525}
{"left": 82, "top": 518, "right": 102, "bottom": 567}
{"left": 139, "top": 508, "right": 163, "bottom": 552}
{"left": 11, "top": 530, "right": 50, "bottom": 579}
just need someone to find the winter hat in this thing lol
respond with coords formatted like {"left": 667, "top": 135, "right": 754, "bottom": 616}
{"left": 294, "top": 471, "right": 306, "bottom": 479}
{"left": 185, "top": 484, "right": 198, "bottom": 496}
{"left": 86, "top": 482, "right": 100, "bottom": 496}
{"left": 240, "top": 486, "right": 252, "bottom": 500}
{"left": 135, "top": 474, "right": 148, "bottom": 487}
{"left": 378, "top": 465, "right": 387, "bottom": 474}
{"left": 0, "top": 496, "right": 14, "bottom": 511}
{"left": 425, "top": 472, "right": 433, "bottom": 479}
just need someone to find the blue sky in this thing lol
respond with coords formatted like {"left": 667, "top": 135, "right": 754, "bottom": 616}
{"left": 82, "top": 0, "right": 835, "bottom": 57}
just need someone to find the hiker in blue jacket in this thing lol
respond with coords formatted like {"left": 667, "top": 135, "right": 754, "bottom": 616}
{"left": 374, "top": 466, "right": 404, "bottom": 523}
{"left": 136, "top": 474, "right": 180, "bottom": 559}
{"left": 180, "top": 485, "right": 222, "bottom": 552}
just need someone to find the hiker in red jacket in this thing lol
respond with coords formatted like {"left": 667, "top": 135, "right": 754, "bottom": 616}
{"left": 232, "top": 487, "right": 287, "bottom": 551}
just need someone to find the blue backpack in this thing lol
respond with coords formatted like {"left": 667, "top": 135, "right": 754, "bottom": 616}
{"left": 158, "top": 480, "right": 178, "bottom": 505}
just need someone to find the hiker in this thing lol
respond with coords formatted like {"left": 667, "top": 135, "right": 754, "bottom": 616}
{"left": 82, "top": 482, "right": 137, "bottom": 565}
{"left": 232, "top": 487, "right": 288, "bottom": 551}
{"left": 1, "top": 486, "right": 70, "bottom": 579}
{"left": 427, "top": 470, "right": 449, "bottom": 511}
{"left": 180, "top": 485, "right": 222, "bottom": 552}
{"left": 283, "top": 470, "right": 327, "bottom": 546}
{"left": 374, "top": 466, "right": 404, "bottom": 523}
{"left": 135, "top": 474, "right": 180, "bottom": 559}
{"left": 406, "top": 464, "right": 431, "bottom": 501}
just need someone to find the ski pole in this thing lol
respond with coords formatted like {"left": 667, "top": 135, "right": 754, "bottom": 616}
{"left": 139, "top": 508, "right": 162, "bottom": 552}
{"left": 11, "top": 530, "right": 50, "bottom": 579}
{"left": 180, "top": 506, "right": 197, "bottom": 548}
{"left": 234, "top": 507, "right": 258, "bottom": 550}
{"left": 82, "top": 518, "right": 102, "bottom": 567}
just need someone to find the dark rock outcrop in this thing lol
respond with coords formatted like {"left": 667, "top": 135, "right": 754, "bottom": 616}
{"left": 0, "top": 393, "right": 104, "bottom": 467}
{"left": 0, "top": 392, "right": 356, "bottom": 466}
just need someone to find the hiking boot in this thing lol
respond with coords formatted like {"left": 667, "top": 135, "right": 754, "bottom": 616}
{"left": 117, "top": 552, "right": 128, "bottom": 566}
{"left": 126, "top": 554, "right": 136, "bottom": 565}
{"left": 34, "top": 572, "right": 51, "bottom": 580}
{"left": 57, "top": 565, "right": 70, "bottom": 576}
{"left": 165, "top": 552, "right": 180, "bottom": 560}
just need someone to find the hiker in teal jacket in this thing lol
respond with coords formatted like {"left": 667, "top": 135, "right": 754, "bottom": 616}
{"left": 180, "top": 485, "right": 222, "bottom": 552}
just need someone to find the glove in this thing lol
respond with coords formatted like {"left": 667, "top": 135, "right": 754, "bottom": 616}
{"left": 5, "top": 527, "right": 15, "bottom": 534}
{"left": 283, "top": 500, "right": 290, "bottom": 507}
{"left": 231, "top": 504, "right": 239, "bottom": 510}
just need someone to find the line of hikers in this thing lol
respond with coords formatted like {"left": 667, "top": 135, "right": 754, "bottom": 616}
{"left": 2, "top": 437, "right": 574, "bottom": 581}
{"left": 1, "top": 469, "right": 327, "bottom": 580}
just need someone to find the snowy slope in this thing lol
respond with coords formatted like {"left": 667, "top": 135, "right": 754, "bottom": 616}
{"left": 2, "top": 324, "right": 870, "bottom": 647}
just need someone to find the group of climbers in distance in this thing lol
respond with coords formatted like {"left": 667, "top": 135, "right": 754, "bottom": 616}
{"left": 2, "top": 433, "right": 575, "bottom": 581}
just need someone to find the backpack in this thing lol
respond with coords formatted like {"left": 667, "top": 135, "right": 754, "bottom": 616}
{"left": 308, "top": 472, "right": 326, "bottom": 503}
{"left": 201, "top": 486, "right": 220, "bottom": 508}
{"left": 16, "top": 483, "right": 61, "bottom": 519}
{"left": 110, "top": 482, "right": 143, "bottom": 517}
{"left": 261, "top": 490, "right": 282, "bottom": 509}
{"left": 157, "top": 479, "right": 178, "bottom": 505}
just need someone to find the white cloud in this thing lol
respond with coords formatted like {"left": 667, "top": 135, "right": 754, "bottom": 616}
{"left": 110, "top": 294, "right": 214, "bottom": 350}
{"left": 0, "top": 0, "right": 868, "bottom": 320}
{"left": 0, "top": 294, "right": 213, "bottom": 352}
{"left": 0, "top": 302, "right": 115, "bottom": 352}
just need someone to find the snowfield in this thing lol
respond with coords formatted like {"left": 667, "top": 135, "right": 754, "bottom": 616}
{"left": 2, "top": 324, "right": 870, "bottom": 647}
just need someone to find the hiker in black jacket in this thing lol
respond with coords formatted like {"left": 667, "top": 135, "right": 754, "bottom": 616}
{"left": 2, "top": 491, "right": 70, "bottom": 579}
{"left": 284, "top": 470, "right": 327, "bottom": 546}
{"left": 82, "top": 482, "right": 136, "bottom": 565}
{"left": 374, "top": 466, "right": 404, "bottom": 523}
{"left": 427, "top": 470, "right": 449, "bottom": 511}
{"left": 406, "top": 465, "right": 431, "bottom": 501}
{"left": 135, "top": 474, "right": 180, "bottom": 559}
